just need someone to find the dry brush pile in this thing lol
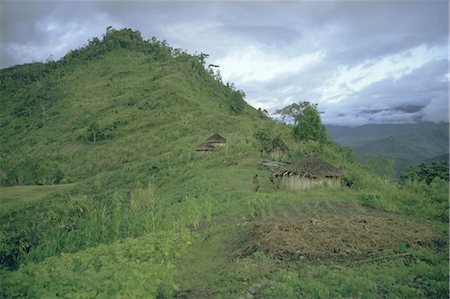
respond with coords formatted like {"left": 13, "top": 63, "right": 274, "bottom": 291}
{"left": 235, "top": 207, "right": 438, "bottom": 262}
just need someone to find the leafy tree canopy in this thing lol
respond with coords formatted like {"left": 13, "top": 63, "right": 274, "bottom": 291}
{"left": 276, "top": 101, "right": 327, "bottom": 142}
{"left": 400, "top": 161, "right": 449, "bottom": 184}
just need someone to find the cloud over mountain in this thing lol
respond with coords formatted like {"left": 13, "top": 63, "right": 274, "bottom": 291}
{"left": 1, "top": 1, "right": 448, "bottom": 125}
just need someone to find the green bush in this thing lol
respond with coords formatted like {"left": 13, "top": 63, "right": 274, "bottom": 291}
{"left": 1, "top": 231, "right": 193, "bottom": 298}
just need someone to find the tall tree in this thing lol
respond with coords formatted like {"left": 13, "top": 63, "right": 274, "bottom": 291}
{"left": 277, "top": 101, "right": 327, "bottom": 142}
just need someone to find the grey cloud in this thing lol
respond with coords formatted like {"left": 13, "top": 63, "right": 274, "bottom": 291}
{"left": 352, "top": 59, "right": 447, "bottom": 107}
{"left": 247, "top": 56, "right": 448, "bottom": 125}
{"left": 218, "top": 25, "right": 301, "bottom": 46}
{"left": 323, "top": 1, "right": 448, "bottom": 63}
{"left": 320, "top": 59, "right": 448, "bottom": 124}
{"left": 420, "top": 92, "right": 449, "bottom": 122}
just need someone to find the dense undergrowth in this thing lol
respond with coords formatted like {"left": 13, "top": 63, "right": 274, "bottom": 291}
{"left": 0, "top": 28, "right": 448, "bottom": 298}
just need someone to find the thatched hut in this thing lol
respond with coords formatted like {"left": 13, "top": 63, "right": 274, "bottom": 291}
{"left": 276, "top": 155, "right": 342, "bottom": 190}
{"left": 196, "top": 142, "right": 216, "bottom": 155}
{"left": 205, "top": 133, "right": 227, "bottom": 147}
{"left": 196, "top": 133, "right": 227, "bottom": 155}
{"left": 260, "top": 137, "right": 289, "bottom": 161}
{"left": 268, "top": 137, "right": 289, "bottom": 161}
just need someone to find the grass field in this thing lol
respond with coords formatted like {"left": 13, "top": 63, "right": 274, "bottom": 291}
{"left": 0, "top": 183, "right": 76, "bottom": 210}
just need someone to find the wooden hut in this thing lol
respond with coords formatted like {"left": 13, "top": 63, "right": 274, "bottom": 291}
{"left": 260, "top": 137, "right": 289, "bottom": 161}
{"left": 205, "top": 133, "right": 227, "bottom": 147}
{"left": 276, "top": 155, "right": 342, "bottom": 190}
{"left": 196, "top": 133, "right": 227, "bottom": 155}
{"left": 268, "top": 137, "right": 289, "bottom": 161}
{"left": 196, "top": 142, "right": 216, "bottom": 155}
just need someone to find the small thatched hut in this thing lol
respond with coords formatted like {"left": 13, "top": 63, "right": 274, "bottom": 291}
{"left": 196, "top": 133, "right": 227, "bottom": 155}
{"left": 196, "top": 142, "right": 216, "bottom": 155}
{"left": 205, "top": 133, "right": 227, "bottom": 147}
{"left": 260, "top": 137, "right": 289, "bottom": 161}
{"left": 268, "top": 137, "right": 289, "bottom": 161}
{"left": 276, "top": 155, "right": 342, "bottom": 190}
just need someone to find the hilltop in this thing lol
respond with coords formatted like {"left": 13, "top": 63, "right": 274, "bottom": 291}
{"left": 0, "top": 28, "right": 448, "bottom": 298}
{"left": 0, "top": 27, "right": 261, "bottom": 187}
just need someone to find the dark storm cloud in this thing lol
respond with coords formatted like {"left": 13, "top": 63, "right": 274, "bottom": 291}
{"left": 1, "top": 1, "right": 448, "bottom": 125}
{"left": 322, "top": 1, "right": 448, "bottom": 62}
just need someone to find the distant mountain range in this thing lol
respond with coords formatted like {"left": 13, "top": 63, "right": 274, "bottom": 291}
{"left": 326, "top": 122, "right": 449, "bottom": 174}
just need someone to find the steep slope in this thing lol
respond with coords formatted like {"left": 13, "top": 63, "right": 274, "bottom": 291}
{"left": 0, "top": 28, "right": 266, "bottom": 186}
{"left": 0, "top": 27, "right": 295, "bottom": 269}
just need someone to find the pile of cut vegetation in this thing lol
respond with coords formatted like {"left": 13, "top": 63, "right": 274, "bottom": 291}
{"left": 235, "top": 206, "right": 437, "bottom": 262}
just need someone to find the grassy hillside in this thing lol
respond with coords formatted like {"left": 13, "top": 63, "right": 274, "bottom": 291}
{"left": 0, "top": 28, "right": 261, "bottom": 186}
{"left": 0, "top": 184, "right": 75, "bottom": 209}
{"left": 0, "top": 28, "right": 448, "bottom": 298}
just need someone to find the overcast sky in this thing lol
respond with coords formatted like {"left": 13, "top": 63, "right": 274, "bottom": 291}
{"left": 1, "top": 1, "right": 448, "bottom": 125}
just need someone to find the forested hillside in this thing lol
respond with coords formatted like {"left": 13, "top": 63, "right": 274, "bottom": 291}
{"left": 327, "top": 123, "right": 449, "bottom": 175}
{"left": 0, "top": 28, "right": 448, "bottom": 298}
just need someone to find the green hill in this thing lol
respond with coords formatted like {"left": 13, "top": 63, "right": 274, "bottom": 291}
{"left": 1, "top": 28, "right": 448, "bottom": 298}
{"left": 0, "top": 28, "right": 258, "bottom": 186}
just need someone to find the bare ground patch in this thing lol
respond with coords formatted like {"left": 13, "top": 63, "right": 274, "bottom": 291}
{"left": 234, "top": 204, "right": 438, "bottom": 262}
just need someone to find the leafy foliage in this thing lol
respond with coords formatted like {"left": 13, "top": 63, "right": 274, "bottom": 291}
{"left": 277, "top": 101, "right": 328, "bottom": 142}
{"left": 400, "top": 161, "right": 449, "bottom": 184}
{"left": 1, "top": 231, "right": 193, "bottom": 298}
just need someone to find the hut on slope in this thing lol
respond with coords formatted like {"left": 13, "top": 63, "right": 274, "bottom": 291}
{"left": 196, "top": 133, "right": 227, "bottom": 155}
{"left": 196, "top": 142, "right": 217, "bottom": 155}
{"left": 276, "top": 155, "right": 342, "bottom": 190}
{"left": 205, "top": 133, "right": 227, "bottom": 147}
{"left": 268, "top": 137, "right": 289, "bottom": 161}
{"left": 260, "top": 137, "right": 289, "bottom": 161}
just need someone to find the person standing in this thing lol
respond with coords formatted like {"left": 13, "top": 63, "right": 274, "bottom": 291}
{"left": 253, "top": 174, "right": 260, "bottom": 192}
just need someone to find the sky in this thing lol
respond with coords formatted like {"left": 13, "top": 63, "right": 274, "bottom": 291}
{"left": 1, "top": 1, "right": 449, "bottom": 125}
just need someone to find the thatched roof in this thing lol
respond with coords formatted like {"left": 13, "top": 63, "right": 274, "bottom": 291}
{"left": 205, "top": 133, "right": 227, "bottom": 143}
{"left": 196, "top": 142, "right": 216, "bottom": 152}
{"left": 276, "top": 155, "right": 342, "bottom": 178}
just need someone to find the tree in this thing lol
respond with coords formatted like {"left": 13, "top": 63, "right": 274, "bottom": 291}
{"left": 400, "top": 161, "right": 449, "bottom": 184}
{"left": 276, "top": 102, "right": 303, "bottom": 125}
{"left": 277, "top": 101, "right": 327, "bottom": 142}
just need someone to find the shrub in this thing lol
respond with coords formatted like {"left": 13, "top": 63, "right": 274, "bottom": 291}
{"left": 1, "top": 231, "right": 193, "bottom": 298}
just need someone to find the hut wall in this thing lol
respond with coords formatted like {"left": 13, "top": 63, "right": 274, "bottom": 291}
{"left": 210, "top": 142, "right": 225, "bottom": 147}
{"left": 270, "top": 149, "right": 287, "bottom": 161}
{"left": 195, "top": 150, "right": 213, "bottom": 156}
{"left": 326, "top": 177, "right": 341, "bottom": 188}
{"left": 280, "top": 175, "right": 340, "bottom": 190}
